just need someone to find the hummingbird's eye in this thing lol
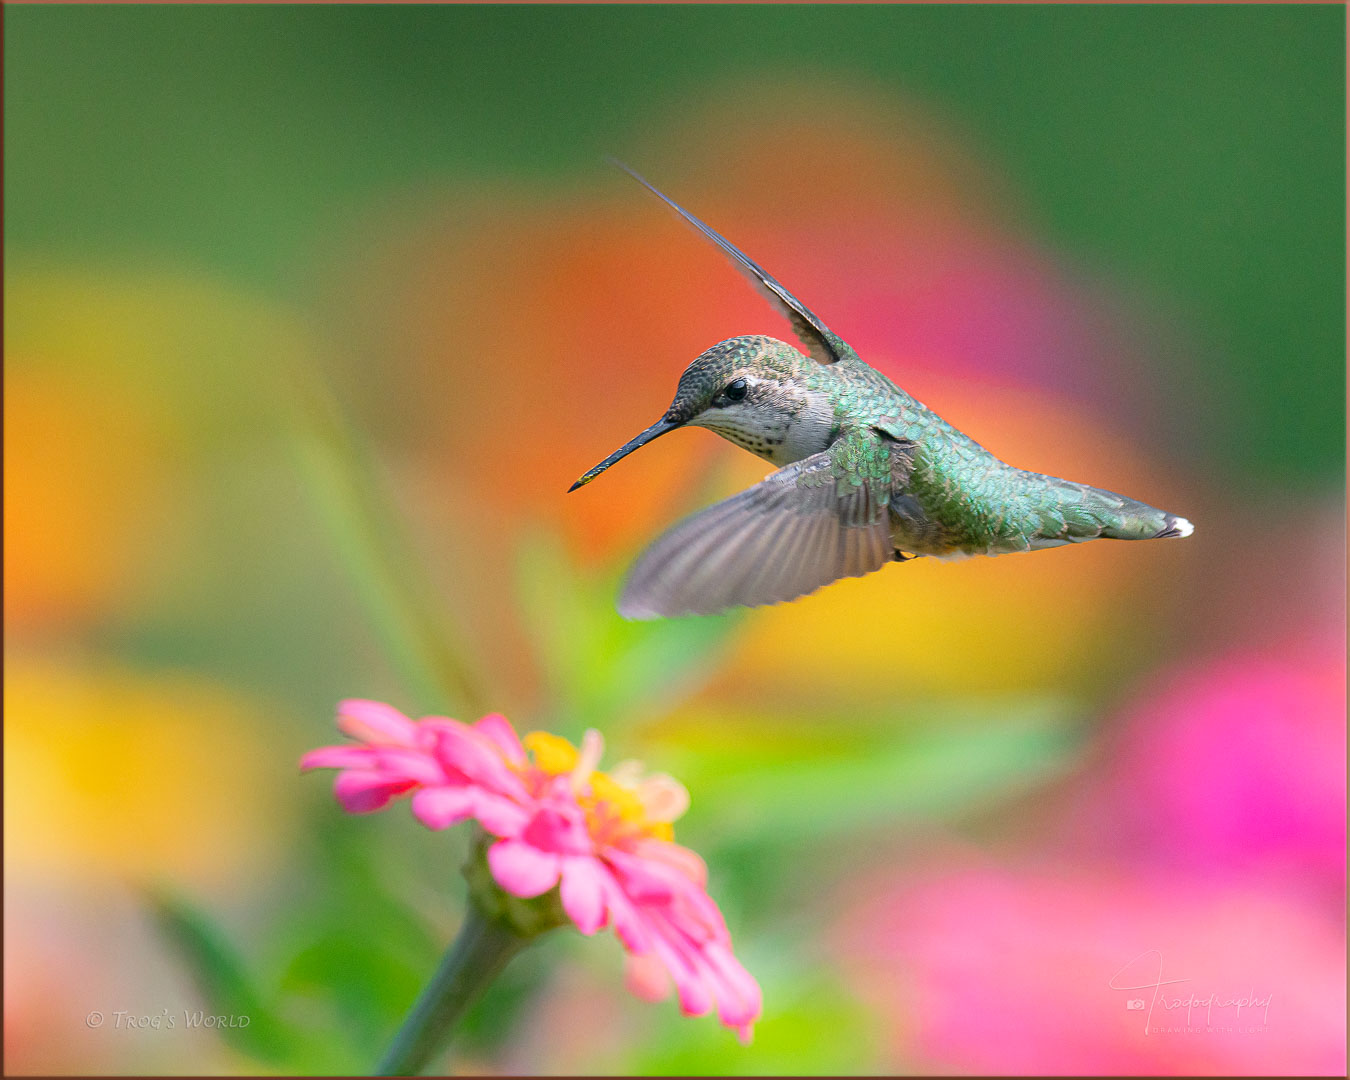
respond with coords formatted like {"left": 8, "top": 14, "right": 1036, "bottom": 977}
{"left": 724, "top": 378, "right": 748, "bottom": 402}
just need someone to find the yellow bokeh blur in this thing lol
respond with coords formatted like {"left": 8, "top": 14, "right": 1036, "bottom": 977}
{"left": 4, "top": 270, "right": 305, "bottom": 633}
{"left": 4, "top": 361, "right": 182, "bottom": 630}
{"left": 5, "top": 657, "right": 289, "bottom": 888}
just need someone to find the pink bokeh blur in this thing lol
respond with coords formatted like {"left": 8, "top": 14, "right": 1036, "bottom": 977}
{"left": 835, "top": 582, "right": 1345, "bottom": 1075}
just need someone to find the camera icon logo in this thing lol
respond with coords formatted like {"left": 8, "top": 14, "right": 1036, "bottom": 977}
{"left": 1126, "top": 999, "right": 1146, "bottom": 1011}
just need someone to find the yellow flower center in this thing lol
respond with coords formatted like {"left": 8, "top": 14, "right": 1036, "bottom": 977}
{"left": 521, "top": 731, "right": 677, "bottom": 843}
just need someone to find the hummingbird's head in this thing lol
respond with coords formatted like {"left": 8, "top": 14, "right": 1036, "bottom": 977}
{"left": 569, "top": 335, "right": 824, "bottom": 490}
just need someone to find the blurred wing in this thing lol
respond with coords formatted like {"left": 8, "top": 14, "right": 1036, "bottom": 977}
{"left": 617, "top": 440, "right": 899, "bottom": 619}
{"left": 612, "top": 158, "right": 845, "bottom": 365}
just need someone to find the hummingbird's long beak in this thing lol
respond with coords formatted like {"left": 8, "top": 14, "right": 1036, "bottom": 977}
{"left": 568, "top": 417, "right": 681, "bottom": 491}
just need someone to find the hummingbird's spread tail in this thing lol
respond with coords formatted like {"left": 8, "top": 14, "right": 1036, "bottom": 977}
{"left": 1154, "top": 514, "right": 1195, "bottom": 539}
{"left": 1019, "top": 473, "right": 1193, "bottom": 549}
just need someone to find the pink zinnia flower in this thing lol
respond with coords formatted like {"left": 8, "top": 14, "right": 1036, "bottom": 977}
{"left": 301, "top": 700, "right": 761, "bottom": 1041}
{"left": 1069, "top": 632, "right": 1346, "bottom": 893}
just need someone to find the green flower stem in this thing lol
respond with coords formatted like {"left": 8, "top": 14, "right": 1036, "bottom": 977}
{"left": 374, "top": 902, "right": 529, "bottom": 1077}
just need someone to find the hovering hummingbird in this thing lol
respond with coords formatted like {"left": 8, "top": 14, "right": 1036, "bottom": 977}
{"left": 570, "top": 162, "right": 1194, "bottom": 620}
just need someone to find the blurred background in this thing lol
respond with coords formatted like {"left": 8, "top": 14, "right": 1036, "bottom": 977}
{"left": 5, "top": 5, "right": 1344, "bottom": 1075}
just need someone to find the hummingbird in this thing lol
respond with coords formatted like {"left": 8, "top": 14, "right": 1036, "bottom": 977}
{"left": 569, "top": 162, "right": 1194, "bottom": 620}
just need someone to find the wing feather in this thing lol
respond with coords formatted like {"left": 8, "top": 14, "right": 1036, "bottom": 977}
{"left": 611, "top": 158, "right": 844, "bottom": 365}
{"left": 617, "top": 448, "right": 894, "bottom": 619}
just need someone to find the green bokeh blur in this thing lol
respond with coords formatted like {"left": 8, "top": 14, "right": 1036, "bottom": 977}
{"left": 8, "top": 4, "right": 1343, "bottom": 483}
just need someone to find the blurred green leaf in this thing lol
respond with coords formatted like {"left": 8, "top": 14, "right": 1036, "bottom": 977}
{"left": 280, "top": 929, "right": 428, "bottom": 1060}
{"left": 145, "top": 889, "right": 297, "bottom": 1066}
{"left": 625, "top": 968, "right": 882, "bottom": 1076}
{"left": 287, "top": 371, "right": 490, "bottom": 719}
{"left": 515, "top": 531, "right": 743, "bottom": 737}
{"left": 7, "top": 5, "right": 1342, "bottom": 484}
{"left": 670, "top": 696, "right": 1082, "bottom": 844}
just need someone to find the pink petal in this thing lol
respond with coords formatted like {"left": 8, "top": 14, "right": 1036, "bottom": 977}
{"left": 605, "top": 848, "right": 677, "bottom": 903}
{"left": 636, "top": 774, "right": 690, "bottom": 823}
{"left": 333, "top": 770, "right": 416, "bottom": 813}
{"left": 488, "top": 838, "right": 561, "bottom": 898}
{"left": 410, "top": 787, "right": 477, "bottom": 830}
{"left": 522, "top": 806, "right": 593, "bottom": 856}
{"left": 598, "top": 874, "right": 653, "bottom": 955}
{"left": 336, "top": 699, "right": 418, "bottom": 746}
{"left": 630, "top": 838, "right": 707, "bottom": 887}
{"left": 646, "top": 923, "right": 713, "bottom": 1018}
{"left": 430, "top": 724, "right": 527, "bottom": 799}
{"left": 667, "top": 880, "right": 730, "bottom": 945}
{"left": 370, "top": 747, "right": 445, "bottom": 785}
{"left": 702, "top": 942, "right": 763, "bottom": 1031}
{"left": 299, "top": 745, "right": 374, "bottom": 771}
{"left": 616, "top": 847, "right": 727, "bottom": 944}
{"left": 473, "top": 792, "right": 532, "bottom": 838}
{"left": 624, "top": 951, "right": 672, "bottom": 1003}
{"left": 570, "top": 729, "right": 606, "bottom": 794}
{"left": 559, "top": 856, "right": 609, "bottom": 935}
{"left": 474, "top": 713, "right": 526, "bottom": 764}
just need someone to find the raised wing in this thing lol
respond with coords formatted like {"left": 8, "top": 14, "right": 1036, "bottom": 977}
{"left": 618, "top": 431, "right": 911, "bottom": 619}
{"left": 611, "top": 158, "right": 846, "bottom": 366}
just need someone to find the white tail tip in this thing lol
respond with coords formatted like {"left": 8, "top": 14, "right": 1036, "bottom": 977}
{"left": 1172, "top": 516, "right": 1194, "bottom": 538}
